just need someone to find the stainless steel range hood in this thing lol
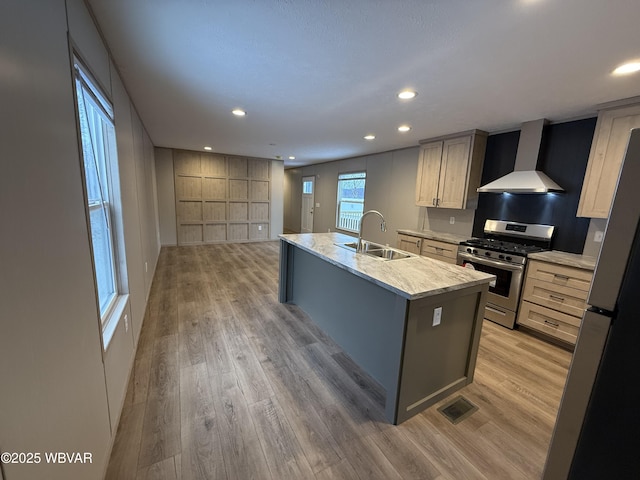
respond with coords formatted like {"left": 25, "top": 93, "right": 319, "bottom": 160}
{"left": 477, "top": 119, "right": 564, "bottom": 194}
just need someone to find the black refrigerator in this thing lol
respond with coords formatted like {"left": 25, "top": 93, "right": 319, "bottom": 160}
{"left": 543, "top": 128, "right": 640, "bottom": 479}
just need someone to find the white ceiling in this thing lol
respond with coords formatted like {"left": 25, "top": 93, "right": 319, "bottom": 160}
{"left": 87, "top": 0, "right": 640, "bottom": 168}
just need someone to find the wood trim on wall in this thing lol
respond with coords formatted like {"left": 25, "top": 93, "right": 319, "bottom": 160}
{"left": 173, "top": 149, "right": 272, "bottom": 245}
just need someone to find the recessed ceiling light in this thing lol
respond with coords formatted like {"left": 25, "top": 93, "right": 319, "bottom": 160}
{"left": 612, "top": 61, "right": 640, "bottom": 75}
{"left": 288, "top": 156, "right": 296, "bottom": 160}
{"left": 203, "top": 146, "right": 212, "bottom": 151}
{"left": 398, "top": 90, "right": 417, "bottom": 100}
{"left": 232, "top": 109, "right": 246, "bottom": 116}
{"left": 398, "top": 125, "right": 411, "bottom": 132}
{"left": 364, "top": 134, "right": 376, "bottom": 140}
{"left": 275, "top": 155, "right": 282, "bottom": 160}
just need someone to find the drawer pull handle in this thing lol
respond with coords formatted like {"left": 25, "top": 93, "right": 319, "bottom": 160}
{"left": 554, "top": 274, "right": 570, "bottom": 280}
{"left": 544, "top": 319, "right": 560, "bottom": 328}
{"left": 549, "top": 294, "right": 565, "bottom": 302}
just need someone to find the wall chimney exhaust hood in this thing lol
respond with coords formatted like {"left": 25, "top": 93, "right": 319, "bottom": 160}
{"left": 477, "top": 119, "right": 564, "bottom": 194}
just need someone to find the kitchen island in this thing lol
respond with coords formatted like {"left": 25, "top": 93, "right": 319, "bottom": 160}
{"left": 279, "top": 232, "right": 495, "bottom": 424}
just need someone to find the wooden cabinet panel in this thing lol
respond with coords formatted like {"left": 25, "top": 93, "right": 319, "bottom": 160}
{"left": 420, "top": 239, "right": 458, "bottom": 263}
{"left": 518, "top": 301, "right": 580, "bottom": 345}
{"left": 518, "top": 259, "right": 593, "bottom": 346}
{"left": 396, "top": 234, "right": 458, "bottom": 264}
{"left": 578, "top": 103, "right": 640, "bottom": 218}
{"left": 415, "top": 142, "right": 442, "bottom": 206}
{"left": 526, "top": 260, "right": 593, "bottom": 292}
{"left": 415, "top": 130, "right": 487, "bottom": 209}
{"left": 522, "top": 277, "right": 588, "bottom": 317}
{"left": 437, "top": 136, "right": 472, "bottom": 209}
{"left": 397, "top": 234, "right": 422, "bottom": 254}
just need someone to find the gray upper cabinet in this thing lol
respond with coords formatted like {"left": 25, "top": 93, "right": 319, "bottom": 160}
{"left": 416, "top": 129, "right": 487, "bottom": 209}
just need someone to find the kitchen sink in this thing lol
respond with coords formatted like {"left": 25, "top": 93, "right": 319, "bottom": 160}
{"left": 336, "top": 240, "right": 414, "bottom": 261}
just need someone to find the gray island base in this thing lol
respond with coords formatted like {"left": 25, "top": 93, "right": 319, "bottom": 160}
{"left": 278, "top": 232, "right": 495, "bottom": 424}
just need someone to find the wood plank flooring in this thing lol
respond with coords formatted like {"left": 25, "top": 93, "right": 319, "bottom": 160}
{"left": 105, "top": 241, "right": 572, "bottom": 480}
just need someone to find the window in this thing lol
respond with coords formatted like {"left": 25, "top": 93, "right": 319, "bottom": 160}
{"left": 336, "top": 172, "right": 366, "bottom": 233}
{"left": 302, "top": 179, "right": 313, "bottom": 194}
{"left": 73, "top": 58, "right": 120, "bottom": 325}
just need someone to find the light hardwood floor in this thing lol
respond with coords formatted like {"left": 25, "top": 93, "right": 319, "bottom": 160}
{"left": 105, "top": 241, "right": 572, "bottom": 480}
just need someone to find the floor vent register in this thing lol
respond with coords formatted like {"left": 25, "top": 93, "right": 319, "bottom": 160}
{"left": 437, "top": 396, "right": 478, "bottom": 424}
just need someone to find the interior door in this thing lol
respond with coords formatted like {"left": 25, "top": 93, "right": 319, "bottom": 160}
{"left": 301, "top": 176, "right": 315, "bottom": 233}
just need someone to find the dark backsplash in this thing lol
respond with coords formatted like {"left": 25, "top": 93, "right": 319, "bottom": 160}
{"left": 473, "top": 117, "right": 597, "bottom": 253}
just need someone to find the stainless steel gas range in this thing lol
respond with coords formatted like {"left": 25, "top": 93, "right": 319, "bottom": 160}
{"left": 457, "top": 219, "right": 554, "bottom": 329}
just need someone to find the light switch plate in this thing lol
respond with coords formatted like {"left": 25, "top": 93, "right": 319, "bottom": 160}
{"left": 594, "top": 231, "right": 604, "bottom": 242}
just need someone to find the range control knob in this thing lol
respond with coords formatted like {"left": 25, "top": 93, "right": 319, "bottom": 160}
{"left": 472, "top": 249, "right": 478, "bottom": 254}
{"left": 498, "top": 254, "right": 505, "bottom": 260}
{"left": 505, "top": 256, "right": 512, "bottom": 262}
{"left": 485, "top": 251, "right": 491, "bottom": 257}
{"left": 466, "top": 247, "right": 473, "bottom": 253}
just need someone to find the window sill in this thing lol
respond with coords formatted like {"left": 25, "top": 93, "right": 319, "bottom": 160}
{"left": 335, "top": 227, "right": 359, "bottom": 235}
{"left": 102, "top": 294, "right": 130, "bottom": 351}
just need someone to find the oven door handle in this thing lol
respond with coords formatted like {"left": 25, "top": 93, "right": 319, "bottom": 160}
{"left": 457, "top": 252, "right": 525, "bottom": 272}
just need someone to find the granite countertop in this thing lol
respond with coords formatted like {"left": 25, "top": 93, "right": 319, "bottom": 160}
{"left": 280, "top": 232, "right": 494, "bottom": 300}
{"left": 396, "top": 228, "right": 469, "bottom": 245}
{"left": 528, "top": 250, "right": 597, "bottom": 271}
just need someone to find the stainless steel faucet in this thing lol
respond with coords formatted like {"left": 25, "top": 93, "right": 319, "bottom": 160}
{"left": 357, "top": 210, "right": 387, "bottom": 252}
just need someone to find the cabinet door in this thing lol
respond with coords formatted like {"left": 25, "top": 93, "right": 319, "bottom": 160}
{"left": 397, "top": 234, "right": 421, "bottom": 254}
{"left": 518, "top": 301, "right": 581, "bottom": 345}
{"left": 578, "top": 105, "right": 640, "bottom": 218}
{"left": 415, "top": 141, "right": 443, "bottom": 206}
{"left": 437, "top": 135, "right": 472, "bottom": 209}
{"left": 420, "top": 239, "right": 458, "bottom": 263}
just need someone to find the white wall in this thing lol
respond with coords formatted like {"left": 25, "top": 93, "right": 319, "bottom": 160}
{"left": 289, "top": 146, "right": 477, "bottom": 242}
{"left": 0, "top": 1, "right": 160, "bottom": 478}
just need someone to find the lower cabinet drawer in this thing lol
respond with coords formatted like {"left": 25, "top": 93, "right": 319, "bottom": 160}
{"left": 420, "top": 239, "right": 458, "bottom": 262}
{"left": 522, "top": 277, "right": 588, "bottom": 317}
{"left": 517, "top": 301, "right": 581, "bottom": 345}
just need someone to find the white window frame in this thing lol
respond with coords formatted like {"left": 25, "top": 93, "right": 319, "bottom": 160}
{"left": 336, "top": 171, "right": 366, "bottom": 234}
{"left": 73, "top": 56, "right": 125, "bottom": 342}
